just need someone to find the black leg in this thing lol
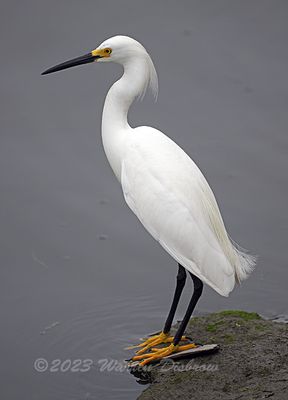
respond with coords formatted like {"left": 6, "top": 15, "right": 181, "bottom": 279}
{"left": 163, "top": 264, "right": 187, "bottom": 334}
{"left": 173, "top": 272, "right": 203, "bottom": 345}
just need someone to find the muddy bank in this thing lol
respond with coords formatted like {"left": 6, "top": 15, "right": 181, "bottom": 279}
{"left": 136, "top": 311, "right": 288, "bottom": 399}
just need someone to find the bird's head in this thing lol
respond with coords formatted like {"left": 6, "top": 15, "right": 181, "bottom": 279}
{"left": 41, "top": 35, "right": 149, "bottom": 75}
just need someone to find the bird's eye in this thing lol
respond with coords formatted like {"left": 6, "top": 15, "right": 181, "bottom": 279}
{"left": 105, "top": 48, "right": 112, "bottom": 54}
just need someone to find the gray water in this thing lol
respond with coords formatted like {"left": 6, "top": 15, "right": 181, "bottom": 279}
{"left": 1, "top": 1, "right": 288, "bottom": 399}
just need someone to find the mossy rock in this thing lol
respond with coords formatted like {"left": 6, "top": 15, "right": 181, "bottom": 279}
{"left": 137, "top": 310, "right": 288, "bottom": 400}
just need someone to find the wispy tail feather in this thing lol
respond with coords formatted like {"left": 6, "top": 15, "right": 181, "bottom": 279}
{"left": 231, "top": 241, "right": 257, "bottom": 283}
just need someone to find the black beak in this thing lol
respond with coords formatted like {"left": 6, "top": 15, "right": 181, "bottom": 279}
{"left": 41, "top": 52, "right": 100, "bottom": 75}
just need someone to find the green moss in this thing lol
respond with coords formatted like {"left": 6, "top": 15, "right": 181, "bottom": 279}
{"left": 206, "top": 324, "right": 217, "bottom": 332}
{"left": 254, "top": 324, "right": 266, "bottom": 331}
{"left": 206, "top": 319, "right": 224, "bottom": 332}
{"left": 216, "top": 310, "right": 261, "bottom": 321}
{"left": 224, "top": 334, "right": 235, "bottom": 343}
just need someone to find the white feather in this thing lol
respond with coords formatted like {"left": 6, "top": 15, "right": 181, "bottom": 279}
{"left": 121, "top": 127, "right": 255, "bottom": 296}
{"left": 99, "top": 35, "right": 255, "bottom": 297}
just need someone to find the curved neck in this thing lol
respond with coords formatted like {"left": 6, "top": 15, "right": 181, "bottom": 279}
{"left": 102, "top": 56, "right": 150, "bottom": 132}
{"left": 101, "top": 55, "right": 152, "bottom": 181}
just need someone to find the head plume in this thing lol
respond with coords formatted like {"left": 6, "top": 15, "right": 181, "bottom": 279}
{"left": 98, "top": 35, "right": 158, "bottom": 100}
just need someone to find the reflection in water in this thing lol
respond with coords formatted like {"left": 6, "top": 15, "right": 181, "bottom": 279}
{"left": 128, "top": 364, "right": 153, "bottom": 386}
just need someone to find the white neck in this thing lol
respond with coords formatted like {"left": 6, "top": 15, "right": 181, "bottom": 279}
{"left": 101, "top": 55, "right": 152, "bottom": 180}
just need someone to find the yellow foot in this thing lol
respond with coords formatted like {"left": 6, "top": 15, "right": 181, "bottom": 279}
{"left": 126, "top": 332, "right": 188, "bottom": 355}
{"left": 132, "top": 342, "right": 197, "bottom": 366}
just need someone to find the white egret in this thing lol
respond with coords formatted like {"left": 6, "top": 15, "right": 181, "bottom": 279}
{"left": 42, "top": 35, "right": 256, "bottom": 366}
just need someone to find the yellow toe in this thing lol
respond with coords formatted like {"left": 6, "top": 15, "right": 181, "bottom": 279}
{"left": 132, "top": 341, "right": 199, "bottom": 366}
{"left": 139, "top": 343, "right": 179, "bottom": 366}
{"left": 126, "top": 331, "right": 188, "bottom": 354}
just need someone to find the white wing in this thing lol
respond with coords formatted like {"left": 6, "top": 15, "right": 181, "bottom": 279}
{"left": 121, "top": 126, "right": 255, "bottom": 297}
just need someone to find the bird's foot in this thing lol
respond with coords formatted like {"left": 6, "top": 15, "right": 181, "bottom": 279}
{"left": 125, "top": 331, "right": 188, "bottom": 355}
{"left": 132, "top": 342, "right": 198, "bottom": 366}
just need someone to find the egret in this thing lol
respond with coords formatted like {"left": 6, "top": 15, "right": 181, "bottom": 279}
{"left": 42, "top": 35, "right": 256, "bottom": 366}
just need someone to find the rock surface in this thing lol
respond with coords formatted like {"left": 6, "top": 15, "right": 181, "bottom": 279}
{"left": 136, "top": 311, "right": 288, "bottom": 399}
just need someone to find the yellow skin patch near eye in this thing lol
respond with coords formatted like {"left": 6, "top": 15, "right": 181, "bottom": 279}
{"left": 91, "top": 48, "right": 112, "bottom": 58}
